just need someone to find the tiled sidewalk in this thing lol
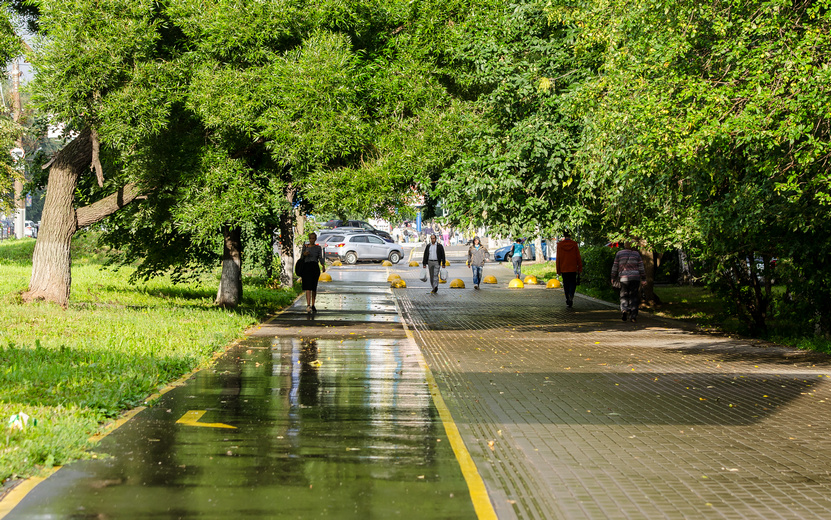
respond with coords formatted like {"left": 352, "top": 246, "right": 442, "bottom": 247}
{"left": 395, "top": 283, "right": 831, "bottom": 520}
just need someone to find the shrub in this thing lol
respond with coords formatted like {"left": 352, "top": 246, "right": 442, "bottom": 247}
{"left": 580, "top": 245, "right": 617, "bottom": 289}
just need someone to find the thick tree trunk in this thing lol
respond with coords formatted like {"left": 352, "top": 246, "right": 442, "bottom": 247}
{"left": 23, "top": 129, "right": 143, "bottom": 307}
{"left": 216, "top": 225, "right": 243, "bottom": 308}
{"left": 277, "top": 188, "right": 297, "bottom": 288}
{"left": 293, "top": 205, "right": 306, "bottom": 262}
{"left": 278, "top": 218, "right": 294, "bottom": 288}
{"left": 24, "top": 130, "right": 90, "bottom": 306}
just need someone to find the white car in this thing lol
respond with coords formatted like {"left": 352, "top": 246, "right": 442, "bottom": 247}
{"left": 328, "top": 233, "right": 404, "bottom": 264}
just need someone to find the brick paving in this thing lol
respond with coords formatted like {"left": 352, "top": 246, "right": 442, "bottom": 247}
{"left": 393, "top": 271, "right": 831, "bottom": 520}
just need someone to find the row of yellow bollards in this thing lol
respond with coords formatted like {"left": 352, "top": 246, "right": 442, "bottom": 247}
{"left": 318, "top": 260, "right": 563, "bottom": 289}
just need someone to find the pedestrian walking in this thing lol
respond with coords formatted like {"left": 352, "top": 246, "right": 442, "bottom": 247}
{"left": 422, "top": 234, "right": 446, "bottom": 294}
{"left": 610, "top": 242, "right": 646, "bottom": 322}
{"left": 555, "top": 231, "right": 583, "bottom": 308}
{"left": 300, "top": 232, "right": 326, "bottom": 314}
{"left": 510, "top": 238, "right": 524, "bottom": 279}
{"left": 466, "top": 236, "right": 490, "bottom": 289}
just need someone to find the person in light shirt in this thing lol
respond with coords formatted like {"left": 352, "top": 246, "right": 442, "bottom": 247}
{"left": 421, "top": 234, "right": 446, "bottom": 294}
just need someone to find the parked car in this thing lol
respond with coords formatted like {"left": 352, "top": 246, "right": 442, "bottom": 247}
{"left": 328, "top": 233, "right": 404, "bottom": 264}
{"left": 321, "top": 219, "right": 393, "bottom": 242}
{"left": 315, "top": 232, "right": 348, "bottom": 259}
{"left": 493, "top": 240, "right": 553, "bottom": 262}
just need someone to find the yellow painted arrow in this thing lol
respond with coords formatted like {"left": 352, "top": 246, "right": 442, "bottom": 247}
{"left": 175, "top": 410, "right": 236, "bottom": 429}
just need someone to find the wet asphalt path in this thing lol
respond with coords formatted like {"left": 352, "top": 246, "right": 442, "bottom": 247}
{"left": 6, "top": 267, "right": 476, "bottom": 519}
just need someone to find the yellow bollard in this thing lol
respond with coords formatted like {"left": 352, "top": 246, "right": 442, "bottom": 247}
{"left": 319, "top": 272, "right": 332, "bottom": 282}
{"left": 390, "top": 279, "right": 407, "bottom": 288}
{"left": 409, "top": 261, "right": 420, "bottom": 267}
{"left": 382, "top": 260, "right": 393, "bottom": 266}
{"left": 482, "top": 275, "right": 497, "bottom": 284}
{"left": 523, "top": 275, "right": 538, "bottom": 285}
{"left": 331, "top": 260, "right": 343, "bottom": 266}
{"left": 449, "top": 279, "right": 465, "bottom": 289}
{"left": 387, "top": 273, "right": 402, "bottom": 282}
{"left": 508, "top": 278, "right": 524, "bottom": 289}
{"left": 546, "top": 279, "right": 561, "bottom": 289}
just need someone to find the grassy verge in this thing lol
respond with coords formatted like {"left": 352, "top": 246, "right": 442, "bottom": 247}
{"left": 0, "top": 234, "right": 299, "bottom": 483}
{"left": 506, "top": 261, "right": 831, "bottom": 352}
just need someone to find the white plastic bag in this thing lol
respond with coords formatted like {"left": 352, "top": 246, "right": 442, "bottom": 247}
{"left": 439, "top": 268, "right": 448, "bottom": 281}
{"left": 419, "top": 270, "right": 428, "bottom": 282}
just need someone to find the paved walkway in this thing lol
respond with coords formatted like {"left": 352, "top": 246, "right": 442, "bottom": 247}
{"left": 394, "top": 261, "right": 831, "bottom": 519}
{"left": 6, "top": 263, "right": 831, "bottom": 520}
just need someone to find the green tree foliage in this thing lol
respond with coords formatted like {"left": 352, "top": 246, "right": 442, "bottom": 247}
{"left": 554, "top": 0, "right": 831, "bottom": 334}
{"left": 91, "top": 0, "right": 463, "bottom": 301}
{"left": 433, "top": 0, "right": 592, "bottom": 236}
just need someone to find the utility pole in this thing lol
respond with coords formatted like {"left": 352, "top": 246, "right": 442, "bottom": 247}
{"left": 11, "top": 57, "right": 25, "bottom": 239}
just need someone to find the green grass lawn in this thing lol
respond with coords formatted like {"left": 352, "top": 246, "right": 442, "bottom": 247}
{"left": 0, "top": 235, "right": 299, "bottom": 483}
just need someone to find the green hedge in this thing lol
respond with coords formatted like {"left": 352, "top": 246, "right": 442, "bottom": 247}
{"left": 580, "top": 245, "right": 617, "bottom": 289}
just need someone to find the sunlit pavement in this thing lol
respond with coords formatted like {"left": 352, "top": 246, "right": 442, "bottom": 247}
{"left": 392, "top": 260, "right": 831, "bottom": 519}
{"left": 5, "top": 266, "right": 476, "bottom": 520}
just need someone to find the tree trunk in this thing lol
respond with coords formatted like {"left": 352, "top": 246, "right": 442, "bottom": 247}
{"left": 678, "top": 249, "right": 694, "bottom": 285}
{"left": 277, "top": 187, "right": 298, "bottom": 288}
{"left": 24, "top": 130, "right": 91, "bottom": 307}
{"left": 278, "top": 213, "right": 294, "bottom": 288}
{"left": 216, "top": 224, "right": 243, "bottom": 308}
{"left": 533, "top": 235, "right": 543, "bottom": 263}
{"left": 293, "top": 205, "right": 306, "bottom": 263}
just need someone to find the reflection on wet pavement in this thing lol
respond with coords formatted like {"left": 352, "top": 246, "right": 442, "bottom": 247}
{"left": 7, "top": 270, "right": 476, "bottom": 519}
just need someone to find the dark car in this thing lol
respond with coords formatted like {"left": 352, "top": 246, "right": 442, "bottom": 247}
{"left": 321, "top": 219, "right": 393, "bottom": 242}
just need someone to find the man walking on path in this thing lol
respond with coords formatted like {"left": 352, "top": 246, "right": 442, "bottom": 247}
{"left": 466, "top": 237, "right": 490, "bottom": 289}
{"left": 422, "top": 234, "right": 446, "bottom": 294}
{"left": 611, "top": 242, "right": 647, "bottom": 322}
{"left": 555, "top": 231, "right": 583, "bottom": 307}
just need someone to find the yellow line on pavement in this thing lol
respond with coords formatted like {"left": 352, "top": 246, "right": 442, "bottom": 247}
{"left": 400, "top": 323, "right": 498, "bottom": 520}
{"left": 176, "top": 410, "right": 236, "bottom": 429}
{"left": 0, "top": 476, "right": 49, "bottom": 519}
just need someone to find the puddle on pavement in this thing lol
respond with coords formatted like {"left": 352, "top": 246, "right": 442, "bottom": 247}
{"left": 8, "top": 322, "right": 475, "bottom": 519}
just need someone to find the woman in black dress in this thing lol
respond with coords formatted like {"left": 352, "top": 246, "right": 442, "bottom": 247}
{"left": 300, "top": 232, "right": 326, "bottom": 313}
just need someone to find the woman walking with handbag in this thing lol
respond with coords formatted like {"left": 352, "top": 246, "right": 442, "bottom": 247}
{"left": 300, "top": 232, "right": 326, "bottom": 313}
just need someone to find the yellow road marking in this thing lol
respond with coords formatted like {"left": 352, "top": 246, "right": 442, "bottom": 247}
{"left": 176, "top": 410, "right": 236, "bottom": 429}
{"left": 398, "top": 319, "right": 498, "bottom": 520}
{"left": 0, "top": 476, "right": 51, "bottom": 519}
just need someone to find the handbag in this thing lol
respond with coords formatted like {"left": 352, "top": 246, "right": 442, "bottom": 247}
{"left": 294, "top": 257, "right": 305, "bottom": 277}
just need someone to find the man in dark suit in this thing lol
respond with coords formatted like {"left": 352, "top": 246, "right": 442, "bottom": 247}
{"left": 422, "top": 234, "right": 446, "bottom": 294}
